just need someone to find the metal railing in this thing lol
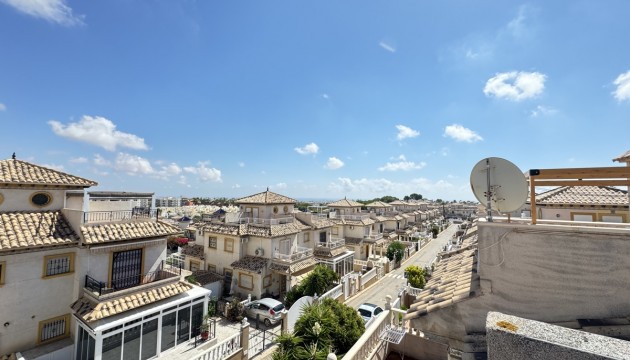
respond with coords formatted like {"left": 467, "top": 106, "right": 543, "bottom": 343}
{"left": 316, "top": 237, "right": 345, "bottom": 249}
{"left": 84, "top": 261, "right": 180, "bottom": 296}
{"left": 273, "top": 246, "right": 313, "bottom": 262}
{"left": 192, "top": 332, "right": 241, "bottom": 360}
{"left": 83, "top": 208, "right": 157, "bottom": 223}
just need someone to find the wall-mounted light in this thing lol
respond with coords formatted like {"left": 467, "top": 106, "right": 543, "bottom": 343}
{"left": 556, "top": 214, "right": 561, "bottom": 218}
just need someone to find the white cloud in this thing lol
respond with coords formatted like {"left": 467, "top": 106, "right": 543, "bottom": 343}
{"left": 395, "top": 125, "right": 420, "bottom": 140}
{"left": 530, "top": 105, "right": 558, "bottom": 118}
{"left": 322, "top": 94, "right": 330, "bottom": 100}
{"left": 612, "top": 70, "right": 630, "bottom": 102}
{"left": 378, "top": 155, "right": 426, "bottom": 172}
{"left": 1, "top": 0, "right": 84, "bottom": 26}
{"left": 69, "top": 156, "right": 88, "bottom": 164}
{"left": 183, "top": 162, "right": 222, "bottom": 182}
{"left": 177, "top": 176, "right": 188, "bottom": 186}
{"left": 93, "top": 154, "right": 111, "bottom": 167}
{"left": 411, "top": 178, "right": 454, "bottom": 193}
{"left": 325, "top": 157, "right": 344, "bottom": 170}
{"left": 0, "top": 103, "right": 6, "bottom": 111}
{"left": 42, "top": 163, "right": 64, "bottom": 171}
{"left": 114, "top": 153, "right": 154, "bottom": 175}
{"left": 232, "top": 184, "right": 241, "bottom": 189}
{"left": 274, "top": 183, "right": 288, "bottom": 189}
{"left": 443, "top": 124, "right": 483, "bottom": 143}
{"left": 238, "top": 162, "right": 245, "bottom": 168}
{"left": 49, "top": 116, "right": 148, "bottom": 151}
{"left": 155, "top": 163, "right": 182, "bottom": 179}
{"left": 330, "top": 177, "right": 395, "bottom": 194}
{"left": 484, "top": 71, "right": 546, "bottom": 101}
{"left": 440, "top": 147, "right": 449, "bottom": 156}
{"left": 379, "top": 41, "right": 396, "bottom": 53}
{"left": 294, "top": 142, "right": 319, "bottom": 155}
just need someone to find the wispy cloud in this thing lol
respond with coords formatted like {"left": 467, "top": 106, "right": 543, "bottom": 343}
{"left": 443, "top": 124, "right": 483, "bottom": 143}
{"left": 379, "top": 41, "right": 396, "bottom": 53}
{"left": 238, "top": 161, "right": 245, "bottom": 168}
{"left": 378, "top": 155, "right": 426, "bottom": 172}
{"left": 484, "top": 71, "right": 546, "bottom": 101}
{"left": 321, "top": 93, "right": 330, "bottom": 100}
{"left": 93, "top": 154, "right": 111, "bottom": 167}
{"left": 274, "top": 182, "right": 288, "bottom": 189}
{"left": 1, "top": 0, "right": 85, "bottom": 26}
{"left": 183, "top": 162, "right": 222, "bottom": 182}
{"left": 612, "top": 70, "right": 630, "bottom": 102}
{"left": 49, "top": 116, "right": 149, "bottom": 152}
{"left": 0, "top": 103, "right": 6, "bottom": 111}
{"left": 530, "top": 105, "right": 558, "bottom": 118}
{"left": 325, "top": 157, "right": 344, "bottom": 170}
{"left": 294, "top": 142, "right": 319, "bottom": 155}
{"left": 330, "top": 177, "right": 395, "bottom": 194}
{"left": 69, "top": 156, "right": 88, "bottom": 164}
{"left": 395, "top": 125, "right": 420, "bottom": 140}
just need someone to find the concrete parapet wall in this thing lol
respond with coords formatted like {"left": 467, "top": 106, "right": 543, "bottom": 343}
{"left": 487, "top": 311, "right": 630, "bottom": 360}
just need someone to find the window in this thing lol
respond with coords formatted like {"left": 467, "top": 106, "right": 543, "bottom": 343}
{"left": 223, "top": 269, "right": 233, "bottom": 295}
{"left": 239, "top": 273, "right": 254, "bottom": 290}
{"left": 38, "top": 314, "right": 70, "bottom": 344}
{"left": 332, "top": 227, "right": 339, "bottom": 235}
{"left": 208, "top": 236, "right": 217, "bottom": 249}
{"left": 111, "top": 248, "right": 143, "bottom": 289}
{"left": 207, "top": 264, "right": 217, "bottom": 273}
{"left": 224, "top": 238, "right": 234, "bottom": 253}
{"left": 319, "top": 231, "right": 327, "bottom": 243}
{"left": 263, "top": 274, "right": 272, "bottom": 288}
{"left": 304, "top": 232, "right": 310, "bottom": 242}
{"left": 43, "top": 253, "right": 74, "bottom": 278}
{"left": 190, "top": 261, "right": 200, "bottom": 272}
{"left": 273, "top": 206, "right": 279, "bottom": 214}
{"left": 0, "top": 261, "right": 5, "bottom": 286}
{"left": 31, "top": 192, "right": 52, "bottom": 207}
{"left": 283, "top": 205, "right": 289, "bottom": 214}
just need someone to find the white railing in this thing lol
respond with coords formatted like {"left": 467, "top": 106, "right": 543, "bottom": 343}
{"left": 407, "top": 285, "right": 423, "bottom": 296}
{"left": 361, "top": 268, "right": 377, "bottom": 287}
{"left": 235, "top": 216, "right": 294, "bottom": 226}
{"left": 192, "top": 332, "right": 241, "bottom": 360}
{"left": 353, "top": 259, "right": 368, "bottom": 268}
{"left": 316, "top": 237, "right": 345, "bottom": 249}
{"left": 342, "top": 310, "right": 390, "bottom": 360}
{"left": 329, "top": 213, "right": 371, "bottom": 221}
{"left": 273, "top": 246, "right": 313, "bottom": 262}
{"left": 365, "top": 233, "right": 383, "bottom": 241}
{"left": 319, "top": 283, "right": 343, "bottom": 301}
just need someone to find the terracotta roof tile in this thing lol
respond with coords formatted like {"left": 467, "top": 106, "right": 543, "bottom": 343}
{"left": 0, "top": 211, "right": 79, "bottom": 252}
{"left": 0, "top": 354, "right": 17, "bottom": 360}
{"left": 81, "top": 221, "right": 181, "bottom": 244}
{"left": 191, "top": 270, "right": 223, "bottom": 285}
{"left": 231, "top": 255, "right": 268, "bottom": 274}
{"left": 533, "top": 186, "right": 628, "bottom": 206}
{"left": 366, "top": 201, "right": 392, "bottom": 208}
{"left": 405, "top": 247, "right": 479, "bottom": 321}
{"left": 71, "top": 282, "right": 193, "bottom": 323}
{"left": 327, "top": 198, "right": 363, "bottom": 207}
{"left": 0, "top": 159, "right": 97, "bottom": 187}
{"left": 181, "top": 244, "right": 205, "bottom": 259}
{"left": 613, "top": 149, "right": 630, "bottom": 163}
{"left": 199, "top": 223, "right": 242, "bottom": 236}
{"left": 236, "top": 190, "right": 296, "bottom": 204}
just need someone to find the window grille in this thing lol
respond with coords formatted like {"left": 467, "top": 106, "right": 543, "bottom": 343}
{"left": 209, "top": 237, "right": 217, "bottom": 249}
{"left": 46, "top": 256, "right": 71, "bottom": 276}
{"left": 40, "top": 315, "right": 68, "bottom": 343}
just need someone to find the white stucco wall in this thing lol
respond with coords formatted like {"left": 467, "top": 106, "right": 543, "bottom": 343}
{"left": 0, "top": 188, "right": 66, "bottom": 212}
{"left": 88, "top": 199, "right": 136, "bottom": 212}
{"left": 0, "top": 248, "right": 77, "bottom": 354}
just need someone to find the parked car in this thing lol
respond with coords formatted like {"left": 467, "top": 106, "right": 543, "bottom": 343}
{"left": 244, "top": 298, "right": 287, "bottom": 326}
{"left": 358, "top": 303, "right": 384, "bottom": 327}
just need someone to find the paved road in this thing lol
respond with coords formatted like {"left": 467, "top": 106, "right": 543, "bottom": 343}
{"left": 346, "top": 223, "right": 459, "bottom": 310}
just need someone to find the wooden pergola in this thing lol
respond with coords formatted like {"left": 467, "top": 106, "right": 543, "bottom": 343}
{"left": 528, "top": 166, "right": 630, "bottom": 225}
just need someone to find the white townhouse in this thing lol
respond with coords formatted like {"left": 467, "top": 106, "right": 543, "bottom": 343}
{"left": 0, "top": 158, "right": 210, "bottom": 360}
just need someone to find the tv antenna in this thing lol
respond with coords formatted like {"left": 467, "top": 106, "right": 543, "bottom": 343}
{"left": 470, "top": 157, "right": 528, "bottom": 222}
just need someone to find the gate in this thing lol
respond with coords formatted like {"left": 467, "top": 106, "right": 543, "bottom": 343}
{"left": 248, "top": 326, "right": 281, "bottom": 357}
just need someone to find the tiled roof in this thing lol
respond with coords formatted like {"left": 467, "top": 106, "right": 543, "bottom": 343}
{"left": 327, "top": 198, "right": 363, "bottom": 207}
{"left": 246, "top": 223, "right": 308, "bottom": 238}
{"left": 81, "top": 221, "right": 181, "bottom": 244}
{"left": 200, "top": 223, "right": 242, "bottom": 236}
{"left": 329, "top": 218, "right": 376, "bottom": 226}
{"left": 236, "top": 190, "right": 296, "bottom": 204}
{"left": 0, "top": 159, "right": 97, "bottom": 187}
{"left": 366, "top": 201, "right": 392, "bottom": 208}
{"left": 0, "top": 211, "right": 79, "bottom": 252}
{"left": 269, "top": 257, "right": 316, "bottom": 275}
{"left": 0, "top": 354, "right": 17, "bottom": 360}
{"left": 191, "top": 270, "right": 223, "bottom": 285}
{"left": 181, "top": 244, "right": 205, "bottom": 259}
{"left": 231, "top": 255, "right": 268, "bottom": 274}
{"left": 310, "top": 218, "right": 335, "bottom": 229}
{"left": 613, "top": 149, "right": 630, "bottom": 163}
{"left": 314, "top": 246, "right": 348, "bottom": 258}
{"left": 533, "top": 186, "right": 628, "bottom": 207}
{"left": 345, "top": 237, "right": 363, "bottom": 245}
{"left": 405, "top": 246, "right": 479, "bottom": 320}
{"left": 71, "top": 282, "right": 193, "bottom": 323}
{"left": 389, "top": 200, "right": 408, "bottom": 206}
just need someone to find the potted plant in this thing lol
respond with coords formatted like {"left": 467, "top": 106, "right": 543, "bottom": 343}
{"left": 199, "top": 315, "right": 211, "bottom": 341}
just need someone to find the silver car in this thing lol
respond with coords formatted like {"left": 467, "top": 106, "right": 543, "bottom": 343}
{"left": 244, "top": 298, "right": 287, "bottom": 326}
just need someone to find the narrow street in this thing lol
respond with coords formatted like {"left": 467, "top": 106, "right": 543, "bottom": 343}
{"left": 346, "top": 223, "right": 458, "bottom": 310}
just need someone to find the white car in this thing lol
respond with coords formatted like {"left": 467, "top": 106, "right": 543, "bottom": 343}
{"left": 358, "top": 303, "right": 384, "bottom": 327}
{"left": 244, "top": 298, "right": 287, "bottom": 327}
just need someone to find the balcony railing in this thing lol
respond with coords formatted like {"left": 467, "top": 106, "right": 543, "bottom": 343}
{"left": 83, "top": 208, "right": 157, "bottom": 224}
{"left": 273, "top": 246, "right": 313, "bottom": 262}
{"left": 328, "top": 213, "right": 372, "bottom": 221}
{"left": 316, "top": 237, "right": 345, "bottom": 249}
{"left": 84, "top": 261, "right": 180, "bottom": 297}
{"left": 364, "top": 233, "right": 383, "bottom": 241}
{"left": 233, "top": 216, "right": 294, "bottom": 226}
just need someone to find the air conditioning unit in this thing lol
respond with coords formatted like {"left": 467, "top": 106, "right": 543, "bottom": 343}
{"left": 255, "top": 247, "right": 264, "bottom": 256}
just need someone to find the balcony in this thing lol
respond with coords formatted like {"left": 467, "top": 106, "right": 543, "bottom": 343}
{"left": 272, "top": 246, "right": 313, "bottom": 263}
{"left": 364, "top": 233, "right": 384, "bottom": 243}
{"left": 314, "top": 237, "right": 346, "bottom": 258}
{"left": 84, "top": 261, "right": 181, "bottom": 300}
{"left": 329, "top": 213, "right": 372, "bottom": 221}
{"left": 83, "top": 208, "right": 158, "bottom": 224}
{"left": 316, "top": 237, "right": 346, "bottom": 249}
{"left": 232, "top": 216, "right": 294, "bottom": 226}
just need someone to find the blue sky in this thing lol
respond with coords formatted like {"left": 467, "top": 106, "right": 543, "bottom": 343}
{"left": 1, "top": 1, "right": 629, "bottom": 201}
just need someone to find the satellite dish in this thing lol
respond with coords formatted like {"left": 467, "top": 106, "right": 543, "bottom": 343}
{"left": 470, "top": 157, "right": 528, "bottom": 221}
